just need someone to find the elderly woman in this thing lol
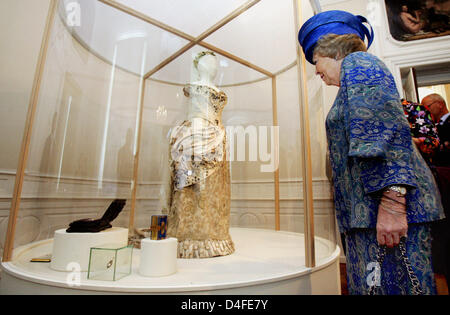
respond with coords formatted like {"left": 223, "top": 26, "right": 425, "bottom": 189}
{"left": 299, "top": 12, "right": 444, "bottom": 295}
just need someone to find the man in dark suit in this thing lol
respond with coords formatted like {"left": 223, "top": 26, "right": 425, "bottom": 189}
{"left": 423, "top": 93, "right": 450, "bottom": 166}
{"left": 422, "top": 93, "right": 450, "bottom": 290}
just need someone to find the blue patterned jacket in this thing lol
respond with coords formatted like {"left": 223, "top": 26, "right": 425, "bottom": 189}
{"left": 326, "top": 52, "right": 445, "bottom": 233}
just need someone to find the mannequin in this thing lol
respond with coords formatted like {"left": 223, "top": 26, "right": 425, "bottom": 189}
{"left": 192, "top": 51, "right": 220, "bottom": 89}
{"left": 166, "top": 51, "right": 235, "bottom": 258}
{"left": 187, "top": 51, "right": 223, "bottom": 125}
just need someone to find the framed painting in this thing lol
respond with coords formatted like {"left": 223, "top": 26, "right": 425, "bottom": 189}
{"left": 385, "top": 0, "right": 450, "bottom": 41}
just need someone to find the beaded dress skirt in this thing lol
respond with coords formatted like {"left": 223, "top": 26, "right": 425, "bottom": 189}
{"left": 167, "top": 84, "right": 235, "bottom": 258}
{"left": 167, "top": 145, "right": 234, "bottom": 258}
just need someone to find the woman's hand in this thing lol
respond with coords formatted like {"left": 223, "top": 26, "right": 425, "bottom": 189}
{"left": 376, "top": 190, "right": 408, "bottom": 248}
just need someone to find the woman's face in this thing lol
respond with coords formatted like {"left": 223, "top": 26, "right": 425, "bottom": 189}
{"left": 312, "top": 54, "right": 342, "bottom": 87}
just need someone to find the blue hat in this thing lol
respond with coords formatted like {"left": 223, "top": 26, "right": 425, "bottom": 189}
{"left": 298, "top": 10, "right": 374, "bottom": 64}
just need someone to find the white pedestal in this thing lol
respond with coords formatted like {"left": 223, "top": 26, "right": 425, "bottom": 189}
{"left": 1, "top": 229, "right": 341, "bottom": 294}
{"left": 50, "top": 227, "right": 128, "bottom": 272}
{"left": 139, "top": 238, "right": 178, "bottom": 277}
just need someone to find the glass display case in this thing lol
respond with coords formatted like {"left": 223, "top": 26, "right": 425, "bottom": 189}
{"left": 0, "top": 0, "right": 339, "bottom": 294}
{"left": 88, "top": 244, "right": 133, "bottom": 281}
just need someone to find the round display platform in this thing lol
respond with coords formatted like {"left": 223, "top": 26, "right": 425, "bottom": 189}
{"left": 0, "top": 228, "right": 341, "bottom": 295}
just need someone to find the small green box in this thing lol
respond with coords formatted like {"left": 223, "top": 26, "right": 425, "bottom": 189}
{"left": 87, "top": 244, "right": 133, "bottom": 281}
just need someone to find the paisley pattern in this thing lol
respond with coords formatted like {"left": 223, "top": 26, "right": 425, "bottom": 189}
{"left": 167, "top": 84, "right": 234, "bottom": 258}
{"left": 326, "top": 52, "right": 444, "bottom": 294}
{"left": 326, "top": 52, "right": 445, "bottom": 233}
{"left": 345, "top": 224, "right": 436, "bottom": 295}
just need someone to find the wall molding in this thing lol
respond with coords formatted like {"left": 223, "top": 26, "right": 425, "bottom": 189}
{"left": 0, "top": 170, "right": 333, "bottom": 201}
{"left": 0, "top": 171, "right": 336, "bottom": 258}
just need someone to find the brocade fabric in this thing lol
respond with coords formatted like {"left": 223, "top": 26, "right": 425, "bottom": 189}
{"left": 345, "top": 224, "right": 436, "bottom": 295}
{"left": 326, "top": 52, "right": 445, "bottom": 233}
{"left": 327, "top": 52, "right": 444, "bottom": 295}
{"left": 167, "top": 84, "right": 234, "bottom": 258}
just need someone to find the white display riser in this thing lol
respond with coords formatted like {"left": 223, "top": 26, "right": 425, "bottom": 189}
{"left": 0, "top": 228, "right": 341, "bottom": 295}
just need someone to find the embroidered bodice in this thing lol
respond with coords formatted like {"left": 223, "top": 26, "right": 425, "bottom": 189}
{"left": 183, "top": 84, "right": 228, "bottom": 125}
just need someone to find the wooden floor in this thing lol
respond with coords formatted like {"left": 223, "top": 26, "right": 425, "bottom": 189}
{"left": 339, "top": 263, "right": 349, "bottom": 295}
{"left": 339, "top": 263, "right": 449, "bottom": 295}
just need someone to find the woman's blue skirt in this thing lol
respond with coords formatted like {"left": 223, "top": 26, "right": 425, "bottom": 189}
{"left": 344, "top": 224, "right": 437, "bottom": 295}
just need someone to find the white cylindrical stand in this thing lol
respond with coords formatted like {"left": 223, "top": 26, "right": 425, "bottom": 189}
{"left": 139, "top": 237, "right": 178, "bottom": 277}
{"left": 50, "top": 227, "right": 128, "bottom": 272}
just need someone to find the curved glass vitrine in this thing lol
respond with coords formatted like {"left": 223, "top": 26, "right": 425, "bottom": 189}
{"left": 0, "top": 0, "right": 339, "bottom": 294}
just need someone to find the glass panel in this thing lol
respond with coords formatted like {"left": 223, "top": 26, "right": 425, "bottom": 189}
{"left": 61, "top": 0, "right": 190, "bottom": 75}
{"left": 306, "top": 62, "right": 339, "bottom": 262}
{"left": 88, "top": 244, "right": 133, "bottom": 281}
{"left": 0, "top": 0, "right": 53, "bottom": 257}
{"left": 116, "top": 0, "right": 250, "bottom": 37}
{"left": 224, "top": 78, "right": 276, "bottom": 229}
{"left": 276, "top": 66, "right": 303, "bottom": 232}
{"left": 205, "top": 0, "right": 297, "bottom": 73}
{"left": 12, "top": 0, "right": 155, "bottom": 250}
{"left": 298, "top": 1, "right": 339, "bottom": 262}
{"left": 151, "top": 45, "right": 266, "bottom": 86}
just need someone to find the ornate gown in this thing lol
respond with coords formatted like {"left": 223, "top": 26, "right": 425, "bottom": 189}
{"left": 167, "top": 84, "right": 235, "bottom": 258}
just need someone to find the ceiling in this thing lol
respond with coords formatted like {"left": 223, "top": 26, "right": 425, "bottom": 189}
{"left": 59, "top": 0, "right": 304, "bottom": 86}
